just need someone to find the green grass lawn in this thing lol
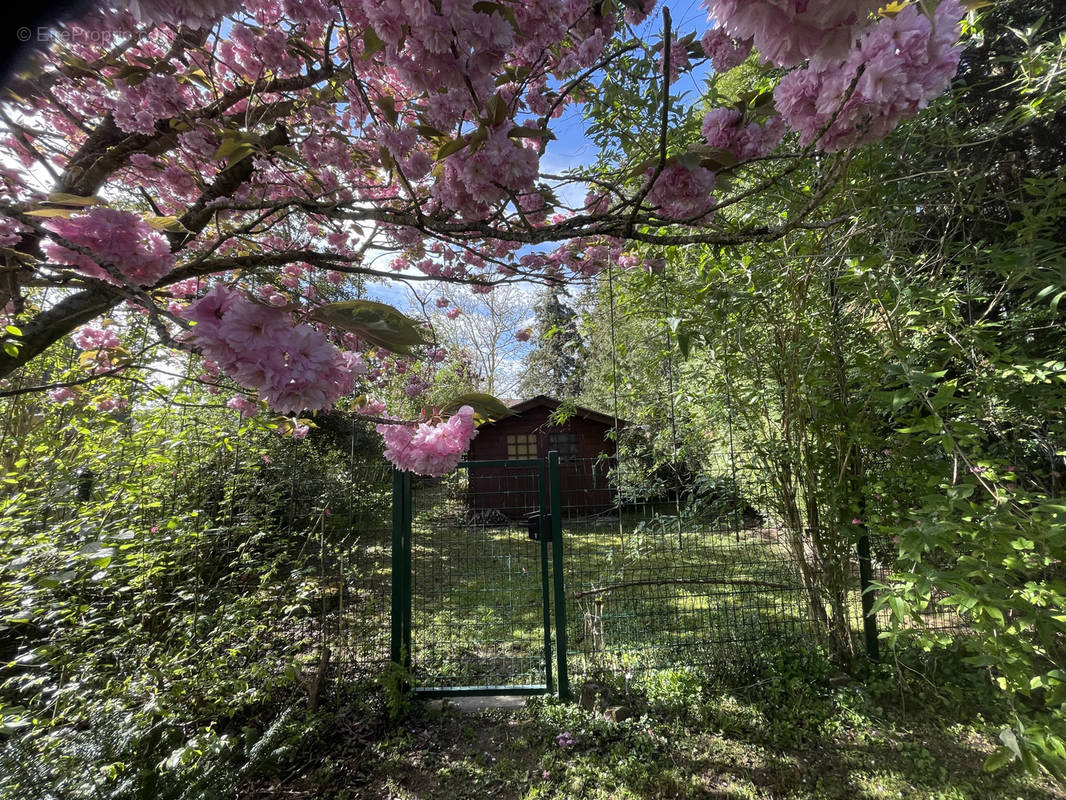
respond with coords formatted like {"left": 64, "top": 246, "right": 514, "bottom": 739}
{"left": 405, "top": 480, "right": 816, "bottom": 691}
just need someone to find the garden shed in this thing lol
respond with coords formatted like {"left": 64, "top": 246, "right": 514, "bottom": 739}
{"left": 466, "top": 395, "right": 619, "bottom": 518}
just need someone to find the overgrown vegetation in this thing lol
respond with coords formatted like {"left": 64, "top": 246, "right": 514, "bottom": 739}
{"left": 239, "top": 639, "right": 1064, "bottom": 800}
{"left": 1, "top": 0, "right": 1064, "bottom": 796}
{"left": 571, "top": 0, "right": 1066, "bottom": 779}
{"left": 0, "top": 386, "right": 392, "bottom": 799}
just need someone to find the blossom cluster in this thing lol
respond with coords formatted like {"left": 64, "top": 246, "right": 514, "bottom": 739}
{"left": 700, "top": 28, "right": 751, "bottom": 74}
{"left": 429, "top": 126, "right": 540, "bottom": 221}
{"left": 109, "top": 74, "right": 194, "bottom": 135}
{"left": 773, "top": 1, "right": 965, "bottom": 152}
{"left": 44, "top": 208, "right": 174, "bottom": 286}
{"left": 645, "top": 163, "right": 717, "bottom": 221}
{"left": 182, "top": 285, "right": 354, "bottom": 414}
{"left": 128, "top": 0, "right": 240, "bottom": 29}
{"left": 377, "top": 406, "right": 478, "bottom": 477}
{"left": 705, "top": 0, "right": 882, "bottom": 68}
{"left": 0, "top": 216, "right": 27, "bottom": 247}
{"left": 702, "top": 109, "right": 786, "bottom": 161}
{"left": 72, "top": 326, "right": 121, "bottom": 351}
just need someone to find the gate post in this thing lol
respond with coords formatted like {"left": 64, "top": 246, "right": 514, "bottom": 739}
{"left": 548, "top": 451, "right": 570, "bottom": 700}
{"left": 538, "top": 459, "right": 554, "bottom": 694}
{"left": 391, "top": 469, "right": 412, "bottom": 671}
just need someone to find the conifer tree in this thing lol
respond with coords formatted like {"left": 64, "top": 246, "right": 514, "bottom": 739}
{"left": 519, "top": 284, "right": 583, "bottom": 400}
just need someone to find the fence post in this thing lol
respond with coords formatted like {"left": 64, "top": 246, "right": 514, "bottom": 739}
{"left": 390, "top": 469, "right": 412, "bottom": 672}
{"left": 548, "top": 451, "right": 570, "bottom": 700}
{"left": 402, "top": 471, "right": 412, "bottom": 669}
{"left": 856, "top": 532, "right": 880, "bottom": 661}
{"left": 538, "top": 458, "right": 554, "bottom": 694}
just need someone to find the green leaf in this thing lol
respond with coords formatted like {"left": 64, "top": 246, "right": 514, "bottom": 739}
{"left": 437, "top": 137, "right": 470, "bottom": 160}
{"left": 4, "top": 325, "right": 21, "bottom": 337}
{"left": 44, "top": 193, "right": 103, "bottom": 207}
{"left": 308, "top": 300, "right": 428, "bottom": 355}
{"left": 984, "top": 746, "right": 1015, "bottom": 772}
{"left": 507, "top": 126, "right": 553, "bottom": 141}
{"left": 930, "top": 379, "right": 958, "bottom": 411}
{"left": 677, "top": 333, "right": 691, "bottom": 359}
{"left": 439, "top": 392, "right": 515, "bottom": 422}
{"left": 24, "top": 208, "right": 80, "bottom": 219}
{"left": 484, "top": 93, "right": 509, "bottom": 126}
{"left": 374, "top": 95, "right": 399, "bottom": 127}
{"left": 220, "top": 142, "right": 256, "bottom": 172}
{"left": 213, "top": 134, "right": 247, "bottom": 162}
{"left": 144, "top": 216, "right": 192, "bottom": 234}
{"left": 363, "top": 27, "right": 385, "bottom": 59}
{"left": 887, "top": 595, "right": 909, "bottom": 621}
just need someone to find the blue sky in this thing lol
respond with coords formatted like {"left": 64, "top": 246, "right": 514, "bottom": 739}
{"left": 365, "top": 0, "right": 718, "bottom": 378}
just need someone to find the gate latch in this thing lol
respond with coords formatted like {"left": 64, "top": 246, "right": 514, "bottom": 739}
{"left": 524, "top": 510, "right": 552, "bottom": 542}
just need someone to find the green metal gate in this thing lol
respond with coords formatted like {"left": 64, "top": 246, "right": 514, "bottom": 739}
{"left": 391, "top": 453, "right": 569, "bottom": 698}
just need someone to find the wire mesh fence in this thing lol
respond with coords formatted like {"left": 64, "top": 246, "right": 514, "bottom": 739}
{"left": 392, "top": 453, "right": 834, "bottom": 692}
{"left": 556, "top": 456, "right": 815, "bottom": 677}
{"left": 406, "top": 463, "right": 554, "bottom": 692}
{"left": 2, "top": 396, "right": 963, "bottom": 709}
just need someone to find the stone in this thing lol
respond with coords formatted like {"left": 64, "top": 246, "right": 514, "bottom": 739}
{"left": 578, "top": 682, "right": 605, "bottom": 712}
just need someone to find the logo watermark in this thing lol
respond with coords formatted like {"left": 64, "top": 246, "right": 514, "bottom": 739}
{"left": 16, "top": 27, "right": 133, "bottom": 45}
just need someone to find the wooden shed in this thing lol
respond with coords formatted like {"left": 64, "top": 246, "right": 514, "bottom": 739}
{"left": 466, "top": 395, "right": 619, "bottom": 518}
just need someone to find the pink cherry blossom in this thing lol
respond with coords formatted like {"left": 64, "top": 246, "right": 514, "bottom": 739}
{"left": 128, "top": 0, "right": 240, "bottom": 28}
{"left": 377, "top": 405, "right": 478, "bottom": 476}
{"left": 645, "top": 162, "right": 717, "bottom": 221}
{"left": 72, "top": 326, "right": 121, "bottom": 351}
{"left": 95, "top": 396, "right": 129, "bottom": 414}
{"left": 705, "top": 0, "right": 882, "bottom": 68}
{"left": 660, "top": 37, "right": 691, "bottom": 84}
{"left": 227, "top": 394, "right": 260, "bottom": 417}
{"left": 773, "top": 1, "right": 964, "bottom": 152}
{"left": 44, "top": 208, "right": 174, "bottom": 286}
{"left": 49, "top": 387, "right": 77, "bottom": 403}
{"left": 702, "top": 108, "right": 742, "bottom": 150}
{"left": 182, "top": 286, "right": 354, "bottom": 415}
{"left": 0, "top": 216, "right": 27, "bottom": 247}
{"left": 109, "top": 75, "right": 195, "bottom": 135}
{"left": 700, "top": 28, "right": 751, "bottom": 73}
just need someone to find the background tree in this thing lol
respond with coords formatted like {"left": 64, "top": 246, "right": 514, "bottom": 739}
{"left": 427, "top": 283, "right": 533, "bottom": 398}
{"left": 518, "top": 282, "right": 584, "bottom": 399}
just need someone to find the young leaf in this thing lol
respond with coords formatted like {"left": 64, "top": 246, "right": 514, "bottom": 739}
{"left": 983, "top": 746, "right": 1015, "bottom": 772}
{"left": 440, "top": 392, "right": 515, "bottom": 422}
{"left": 308, "top": 300, "right": 428, "bottom": 355}
{"left": 44, "top": 193, "right": 103, "bottom": 207}
{"left": 144, "top": 216, "right": 192, "bottom": 234}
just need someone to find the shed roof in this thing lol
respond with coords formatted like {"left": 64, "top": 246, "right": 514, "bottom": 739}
{"left": 482, "top": 395, "right": 623, "bottom": 430}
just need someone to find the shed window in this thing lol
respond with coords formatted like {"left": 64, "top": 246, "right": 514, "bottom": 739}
{"left": 549, "top": 431, "right": 578, "bottom": 462}
{"left": 507, "top": 433, "right": 537, "bottom": 459}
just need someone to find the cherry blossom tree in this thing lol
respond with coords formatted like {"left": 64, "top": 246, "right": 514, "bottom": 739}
{"left": 0, "top": 0, "right": 968, "bottom": 474}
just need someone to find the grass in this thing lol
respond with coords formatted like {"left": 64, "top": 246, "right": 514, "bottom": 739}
{"left": 241, "top": 639, "right": 1066, "bottom": 800}
{"left": 403, "top": 472, "right": 815, "bottom": 691}
{"left": 236, "top": 477, "right": 1062, "bottom": 800}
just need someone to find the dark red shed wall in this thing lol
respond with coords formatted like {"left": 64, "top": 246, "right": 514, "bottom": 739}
{"left": 467, "top": 406, "right": 616, "bottom": 517}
